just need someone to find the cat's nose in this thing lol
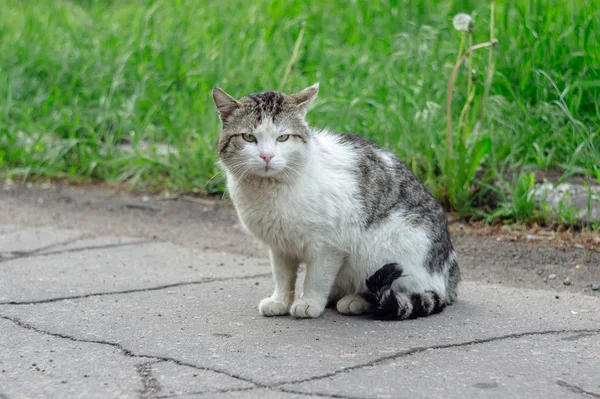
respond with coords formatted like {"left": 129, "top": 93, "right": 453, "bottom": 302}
{"left": 260, "top": 153, "right": 274, "bottom": 164}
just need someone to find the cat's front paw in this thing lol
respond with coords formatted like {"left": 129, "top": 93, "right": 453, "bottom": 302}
{"left": 259, "top": 297, "right": 290, "bottom": 317}
{"left": 290, "top": 300, "right": 324, "bottom": 318}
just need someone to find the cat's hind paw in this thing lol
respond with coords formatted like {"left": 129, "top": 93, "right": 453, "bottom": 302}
{"left": 336, "top": 294, "right": 370, "bottom": 315}
{"left": 259, "top": 298, "right": 290, "bottom": 317}
{"left": 290, "top": 300, "right": 324, "bottom": 318}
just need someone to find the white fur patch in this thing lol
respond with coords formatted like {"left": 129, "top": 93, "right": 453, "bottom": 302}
{"left": 336, "top": 294, "right": 370, "bottom": 315}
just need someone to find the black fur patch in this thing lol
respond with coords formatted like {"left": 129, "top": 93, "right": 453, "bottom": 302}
{"left": 409, "top": 293, "right": 429, "bottom": 319}
{"left": 244, "top": 91, "right": 286, "bottom": 122}
{"left": 371, "top": 290, "right": 446, "bottom": 320}
{"left": 365, "top": 263, "right": 403, "bottom": 294}
{"left": 430, "top": 291, "right": 445, "bottom": 314}
{"left": 373, "top": 291, "right": 400, "bottom": 320}
{"left": 366, "top": 264, "right": 447, "bottom": 320}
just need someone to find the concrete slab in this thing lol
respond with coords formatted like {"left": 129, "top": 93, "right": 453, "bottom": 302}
{"left": 283, "top": 332, "right": 600, "bottom": 399}
{"left": 1, "top": 280, "right": 598, "bottom": 387}
{"left": 0, "top": 317, "right": 257, "bottom": 398}
{"left": 0, "top": 242, "right": 270, "bottom": 303}
{"left": 1, "top": 221, "right": 598, "bottom": 398}
{"left": 0, "top": 317, "right": 141, "bottom": 399}
{"left": 0, "top": 226, "right": 83, "bottom": 254}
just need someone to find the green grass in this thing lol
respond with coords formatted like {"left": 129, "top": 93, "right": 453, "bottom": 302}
{"left": 0, "top": 0, "right": 599, "bottom": 224}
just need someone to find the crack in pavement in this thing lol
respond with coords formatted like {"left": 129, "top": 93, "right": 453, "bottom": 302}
{"left": 0, "top": 314, "right": 261, "bottom": 389}
{"left": 0, "top": 273, "right": 272, "bottom": 305}
{"left": 30, "top": 239, "right": 153, "bottom": 258}
{"left": 136, "top": 361, "right": 164, "bottom": 399}
{"left": 560, "top": 331, "right": 600, "bottom": 342}
{"left": 0, "top": 233, "right": 90, "bottom": 263}
{"left": 274, "top": 328, "right": 600, "bottom": 388}
{"left": 3, "top": 312, "right": 599, "bottom": 398}
{"left": 557, "top": 380, "right": 600, "bottom": 398}
{"left": 0, "top": 236, "right": 152, "bottom": 264}
{"left": 158, "top": 387, "right": 354, "bottom": 399}
{"left": 278, "top": 388, "right": 363, "bottom": 399}
{"left": 157, "top": 387, "right": 258, "bottom": 398}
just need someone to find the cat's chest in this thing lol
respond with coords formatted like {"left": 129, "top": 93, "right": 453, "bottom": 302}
{"left": 231, "top": 183, "right": 324, "bottom": 250}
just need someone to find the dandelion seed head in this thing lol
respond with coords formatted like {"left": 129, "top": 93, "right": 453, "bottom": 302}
{"left": 453, "top": 13, "right": 474, "bottom": 32}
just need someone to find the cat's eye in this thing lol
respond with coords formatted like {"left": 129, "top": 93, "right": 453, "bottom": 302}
{"left": 276, "top": 134, "right": 290, "bottom": 142}
{"left": 241, "top": 133, "right": 257, "bottom": 143}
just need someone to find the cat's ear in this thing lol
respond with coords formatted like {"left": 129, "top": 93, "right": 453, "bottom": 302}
{"left": 212, "top": 87, "right": 242, "bottom": 122}
{"left": 289, "top": 83, "right": 319, "bottom": 115}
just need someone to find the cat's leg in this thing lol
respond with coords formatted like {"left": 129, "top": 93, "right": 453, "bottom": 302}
{"left": 330, "top": 265, "right": 371, "bottom": 315}
{"left": 290, "top": 250, "right": 343, "bottom": 319}
{"left": 259, "top": 250, "right": 299, "bottom": 316}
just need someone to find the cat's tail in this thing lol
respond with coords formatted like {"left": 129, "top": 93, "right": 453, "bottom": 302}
{"left": 364, "top": 263, "right": 446, "bottom": 320}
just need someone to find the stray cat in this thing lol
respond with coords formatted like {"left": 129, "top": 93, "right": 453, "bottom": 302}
{"left": 212, "top": 84, "right": 460, "bottom": 320}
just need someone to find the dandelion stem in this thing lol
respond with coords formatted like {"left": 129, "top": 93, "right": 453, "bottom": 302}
{"left": 446, "top": 39, "right": 499, "bottom": 158}
{"left": 478, "top": 1, "right": 496, "bottom": 124}
{"left": 463, "top": 33, "right": 474, "bottom": 142}
{"left": 456, "top": 32, "right": 466, "bottom": 65}
{"left": 458, "top": 32, "right": 476, "bottom": 144}
{"left": 466, "top": 33, "right": 473, "bottom": 100}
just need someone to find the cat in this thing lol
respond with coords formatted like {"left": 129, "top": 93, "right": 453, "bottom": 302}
{"left": 212, "top": 83, "right": 460, "bottom": 320}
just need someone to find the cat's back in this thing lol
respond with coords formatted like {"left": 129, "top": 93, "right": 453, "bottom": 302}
{"left": 335, "top": 134, "right": 446, "bottom": 229}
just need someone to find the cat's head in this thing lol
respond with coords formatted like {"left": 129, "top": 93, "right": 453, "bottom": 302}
{"left": 212, "top": 84, "right": 318, "bottom": 180}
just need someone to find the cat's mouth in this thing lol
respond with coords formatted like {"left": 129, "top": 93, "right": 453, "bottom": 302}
{"left": 261, "top": 165, "right": 276, "bottom": 174}
{"left": 252, "top": 164, "right": 281, "bottom": 178}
